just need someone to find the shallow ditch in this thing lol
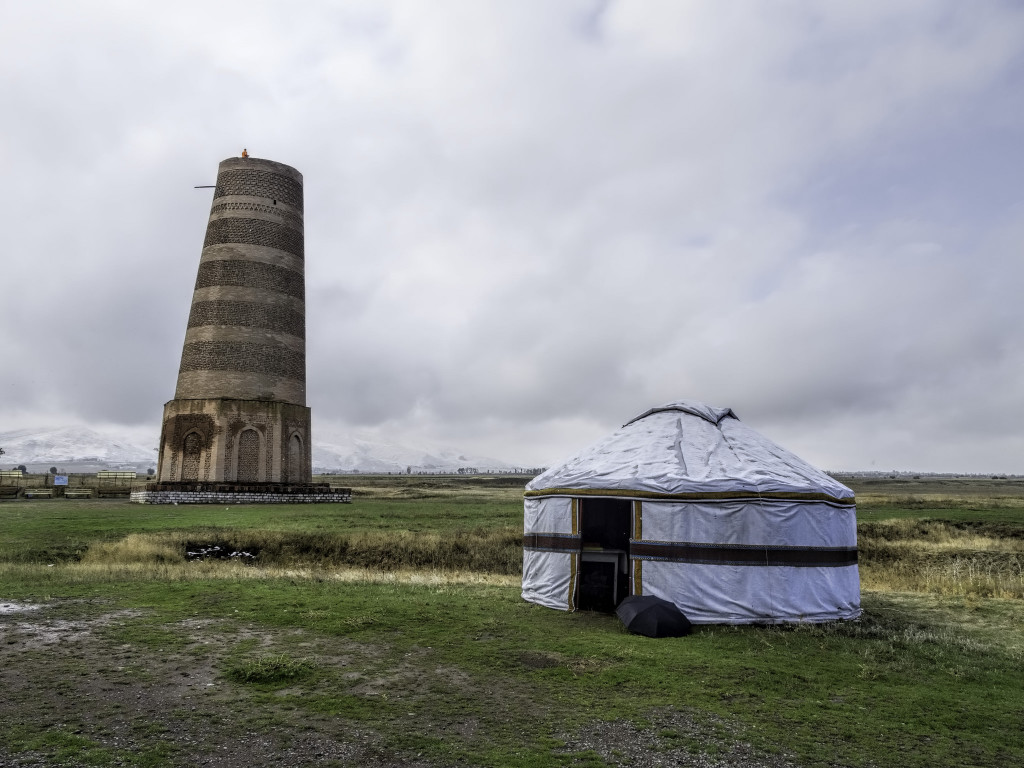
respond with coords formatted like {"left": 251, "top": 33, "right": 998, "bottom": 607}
{"left": 184, "top": 543, "right": 259, "bottom": 563}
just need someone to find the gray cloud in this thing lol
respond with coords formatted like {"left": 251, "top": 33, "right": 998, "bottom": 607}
{"left": 2, "top": 1, "right": 1023, "bottom": 472}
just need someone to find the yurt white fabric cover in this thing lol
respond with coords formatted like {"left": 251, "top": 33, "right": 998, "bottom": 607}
{"left": 522, "top": 401, "right": 861, "bottom": 624}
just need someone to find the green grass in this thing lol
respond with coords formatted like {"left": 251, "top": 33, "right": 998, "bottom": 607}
{"left": 857, "top": 499, "right": 1024, "bottom": 524}
{"left": 2, "top": 575, "right": 1021, "bottom": 767}
{"left": 2, "top": 475, "right": 1023, "bottom": 767}
{"left": 3, "top": 723, "right": 175, "bottom": 768}
{"left": 845, "top": 475, "right": 1024, "bottom": 524}
{"left": 0, "top": 494, "right": 523, "bottom": 564}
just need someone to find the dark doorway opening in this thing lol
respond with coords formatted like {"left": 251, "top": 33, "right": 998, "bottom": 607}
{"left": 578, "top": 498, "right": 631, "bottom": 612}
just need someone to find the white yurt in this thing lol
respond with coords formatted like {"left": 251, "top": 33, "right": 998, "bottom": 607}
{"left": 522, "top": 401, "right": 861, "bottom": 624}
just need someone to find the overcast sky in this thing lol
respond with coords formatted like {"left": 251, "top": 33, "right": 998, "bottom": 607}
{"left": 2, "top": 1, "right": 1023, "bottom": 472}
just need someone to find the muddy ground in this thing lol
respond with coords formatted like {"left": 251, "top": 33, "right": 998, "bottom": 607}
{"left": 0, "top": 599, "right": 797, "bottom": 767}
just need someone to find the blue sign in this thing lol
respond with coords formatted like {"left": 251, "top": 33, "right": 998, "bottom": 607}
{"left": 54, "top": 475, "right": 69, "bottom": 486}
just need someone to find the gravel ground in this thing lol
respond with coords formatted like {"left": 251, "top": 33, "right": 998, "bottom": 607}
{"left": 559, "top": 711, "right": 799, "bottom": 768}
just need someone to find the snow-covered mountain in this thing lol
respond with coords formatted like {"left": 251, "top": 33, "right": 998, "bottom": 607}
{"left": 0, "top": 426, "right": 515, "bottom": 474}
{"left": 312, "top": 433, "right": 514, "bottom": 474}
{"left": 0, "top": 426, "right": 157, "bottom": 472}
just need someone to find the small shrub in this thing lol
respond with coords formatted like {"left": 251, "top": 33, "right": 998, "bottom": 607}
{"left": 224, "top": 653, "right": 315, "bottom": 685}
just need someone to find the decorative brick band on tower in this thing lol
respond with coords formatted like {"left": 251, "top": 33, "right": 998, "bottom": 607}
{"left": 176, "top": 157, "right": 306, "bottom": 405}
{"left": 151, "top": 156, "right": 316, "bottom": 490}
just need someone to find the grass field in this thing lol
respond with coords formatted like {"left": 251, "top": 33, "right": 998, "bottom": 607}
{"left": 1, "top": 475, "right": 1022, "bottom": 767}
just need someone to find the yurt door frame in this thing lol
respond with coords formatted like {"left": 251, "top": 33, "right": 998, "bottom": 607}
{"left": 578, "top": 497, "right": 631, "bottom": 611}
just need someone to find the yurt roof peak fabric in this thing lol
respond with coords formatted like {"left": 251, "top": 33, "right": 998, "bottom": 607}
{"left": 526, "top": 400, "right": 853, "bottom": 504}
{"left": 624, "top": 400, "right": 736, "bottom": 427}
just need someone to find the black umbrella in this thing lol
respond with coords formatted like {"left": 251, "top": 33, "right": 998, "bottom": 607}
{"left": 616, "top": 595, "right": 692, "bottom": 638}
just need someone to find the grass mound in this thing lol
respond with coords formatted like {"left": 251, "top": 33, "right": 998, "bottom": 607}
{"left": 223, "top": 653, "right": 316, "bottom": 685}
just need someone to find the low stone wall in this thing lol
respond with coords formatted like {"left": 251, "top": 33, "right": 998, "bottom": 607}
{"left": 131, "top": 481, "right": 352, "bottom": 505}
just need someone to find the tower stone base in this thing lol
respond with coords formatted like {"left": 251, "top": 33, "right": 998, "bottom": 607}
{"left": 132, "top": 397, "right": 351, "bottom": 504}
{"left": 130, "top": 481, "right": 351, "bottom": 505}
{"left": 154, "top": 398, "right": 312, "bottom": 484}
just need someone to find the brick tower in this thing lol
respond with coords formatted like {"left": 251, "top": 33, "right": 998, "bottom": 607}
{"left": 155, "top": 155, "right": 312, "bottom": 487}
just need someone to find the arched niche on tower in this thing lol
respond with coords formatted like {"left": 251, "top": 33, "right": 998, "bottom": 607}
{"left": 181, "top": 431, "right": 204, "bottom": 482}
{"left": 235, "top": 427, "right": 263, "bottom": 483}
{"left": 286, "top": 432, "right": 304, "bottom": 483}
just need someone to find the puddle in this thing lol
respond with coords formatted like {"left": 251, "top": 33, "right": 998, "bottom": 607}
{"left": 2, "top": 608, "right": 144, "bottom": 650}
{"left": 12, "top": 619, "right": 94, "bottom": 647}
{"left": 0, "top": 602, "right": 42, "bottom": 615}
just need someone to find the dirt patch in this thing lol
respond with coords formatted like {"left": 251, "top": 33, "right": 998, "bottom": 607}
{"left": 519, "top": 650, "right": 562, "bottom": 669}
{"left": 0, "top": 600, "right": 413, "bottom": 767}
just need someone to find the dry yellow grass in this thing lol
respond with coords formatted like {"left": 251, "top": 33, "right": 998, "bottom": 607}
{"left": 0, "top": 560, "right": 519, "bottom": 586}
{"left": 80, "top": 533, "right": 184, "bottom": 565}
{"left": 857, "top": 493, "right": 1024, "bottom": 508}
{"left": 859, "top": 520, "right": 1024, "bottom": 598}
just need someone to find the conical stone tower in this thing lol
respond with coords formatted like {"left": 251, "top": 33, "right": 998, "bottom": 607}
{"left": 156, "top": 155, "right": 311, "bottom": 486}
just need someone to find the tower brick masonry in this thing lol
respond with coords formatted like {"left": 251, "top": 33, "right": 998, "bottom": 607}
{"left": 135, "top": 155, "right": 349, "bottom": 504}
